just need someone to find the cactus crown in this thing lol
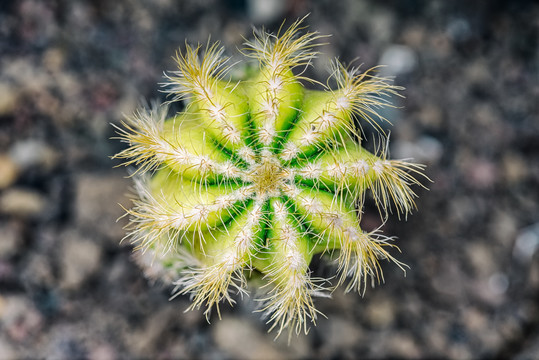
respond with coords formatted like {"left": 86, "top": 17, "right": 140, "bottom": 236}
{"left": 113, "top": 18, "right": 427, "bottom": 337}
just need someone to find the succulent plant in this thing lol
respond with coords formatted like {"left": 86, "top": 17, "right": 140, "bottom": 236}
{"left": 114, "top": 18, "right": 426, "bottom": 336}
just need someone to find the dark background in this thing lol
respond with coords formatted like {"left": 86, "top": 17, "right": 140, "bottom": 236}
{"left": 0, "top": 0, "right": 538, "bottom": 358}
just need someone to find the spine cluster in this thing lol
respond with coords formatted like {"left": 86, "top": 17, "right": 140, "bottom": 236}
{"left": 114, "top": 18, "right": 427, "bottom": 336}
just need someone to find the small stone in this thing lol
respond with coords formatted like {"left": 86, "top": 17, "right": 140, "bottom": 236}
{"left": 21, "top": 253, "right": 55, "bottom": 288}
{"left": 0, "top": 296, "right": 43, "bottom": 343}
{"left": 212, "top": 317, "right": 286, "bottom": 360}
{"left": 0, "top": 260, "right": 15, "bottom": 283}
{"left": 515, "top": 336, "right": 539, "bottom": 360}
{"left": 0, "top": 222, "right": 21, "bottom": 259}
{"left": 165, "top": 340, "right": 188, "bottom": 360}
{"left": 9, "top": 140, "right": 59, "bottom": 172}
{"left": 323, "top": 316, "right": 363, "bottom": 349}
{"left": 462, "top": 307, "right": 487, "bottom": 333}
{"left": 431, "top": 258, "right": 466, "bottom": 298}
{"left": 75, "top": 173, "right": 130, "bottom": 241}
{"left": 42, "top": 48, "right": 65, "bottom": 73}
{"left": 427, "top": 31, "right": 452, "bottom": 59}
{"left": 491, "top": 210, "right": 517, "bottom": 246}
{"left": 487, "top": 272, "right": 509, "bottom": 296}
{"left": 379, "top": 45, "right": 417, "bottom": 76}
{"left": 465, "top": 158, "right": 498, "bottom": 189}
{"left": 0, "top": 154, "right": 19, "bottom": 189}
{"left": 0, "top": 336, "right": 16, "bottom": 359}
{"left": 43, "top": 325, "right": 88, "bottom": 360}
{"left": 416, "top": 103, "right": 444, "bottom": 129}
{"left": 502, "top": 152, "right": 528, "bottom": 185}
{"left": 447, "top": 343, "right": 473, "bottom": 360}
{"left": 0, "top": 81, "right": 18, "bottom": 116}
{"left": 424, "top": 320, "right": 449, "bottom": 354}
{"left": 461, "top": 308, "right": 502, "bottom": 354}
{"left": 392, "top": 136, "right": 443, "bottom": 164}
{"left": 529, "top": 254, "right": 539, "bottom": 288}
{"left": 465, "top": 59, "right": 492, "bottom": 86}
{"left": 513, "top": 223, "right": 539, "bottom": 263}
{"left": 59, "top": 230, "right": 102, "bottom": 290}
{"left": 387, "top": 332, "right": 421, "bottom": 358}
{"left": 247, "top": 0, "right": 286, "bottom": 23}
{"left": 124, "top": 307, "right": 176, "bottom": 356}
{"left": 466, "top": 243, "right": 497, "bottom": 277}
{"left": 401, "top": 24, "right": 426, "bottom": 49}
{"left": 0, "top": 188, "right": 47, "bottom": 217}
{"left": 88, "top": 343, "right": 117, "bottom": 360}
{"left": 365, "top": 297, "right": 396, "bottom": 329}
{"left": 369, "top": 9, "right": 395, "bottom": 45}
{"left": 446, "top": 18, "right": 471, "bottom": 43}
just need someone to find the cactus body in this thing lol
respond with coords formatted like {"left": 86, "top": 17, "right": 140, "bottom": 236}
{"left": 114, "top": 19, "right": 426, "bottom": 336}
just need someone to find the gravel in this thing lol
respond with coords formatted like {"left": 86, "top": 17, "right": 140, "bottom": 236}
{"left": 0, "top": 0, "right": 538, "bottom": 358}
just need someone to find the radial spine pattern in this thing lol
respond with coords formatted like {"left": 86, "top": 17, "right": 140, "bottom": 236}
{"left": 114, "top": 18, "right": 427, "bottom": 336}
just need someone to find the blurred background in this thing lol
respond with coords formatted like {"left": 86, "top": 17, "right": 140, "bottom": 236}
{"left": 0, "top": 0, "right": 538, "bottom": 358}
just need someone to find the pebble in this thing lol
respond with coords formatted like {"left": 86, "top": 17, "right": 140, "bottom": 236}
{"left": 491, "top": 209, "right": 518, "bottom": 246}
{"left": 0, "top": 336, "right": 16, "bottom": 359}
{"left": 9, "top": 140, "right": 59, "bottom": 172}
{"left": 423, "top": 318, "right": 449, "bottom": 354}
{"left": 21, "top": 253, "right": 55, "bottom": 288}
{"left": 0, "top": 188, "right": 47, "bottom": 217}
{"left": 501, "top": 152, "right": 528, "bottom": 185}
{"left": 529, "top": 255, "right": 539, "bottom": 288}
{"left": 487, "top": 272, "right": 510, "bottom": 295}
{"left": 247, "top": 0, "right": 286, "bottom": 23}
{"left": 42, "top": 48, "right": 66, "bottom": 73}
{"left": 385, "top": 332, "right": 421, "bottom": 358}
{"left": 0, "top": 296, "right": 44, "bottom": 343}
{"left": 369, "top": 9, "right": 395, "bottom": 45}
{"left": 447, "top": 343, "right": 473, "bottom": 360}
{"left": 43, "top": 325, "right": 89, "bottom": 360}
{"left": 401, "top": 24, "right": 426, "bottom": 49}
{"left": 212, "top": 317, "right": 287, "bottom": 360}
{"left": 464, "top": 157, "right": 498, "bottom": 189}
{"left": 461, "top": 308, "right": 502, "bottom": 354}
{"left": 431, "top": 258, "right": 466, "bottom": 299}
{"left": 0, "top": 260, "right": 15, "bottom": 283}
{"left": 365, "top": 296, "right": 396, "bottom": 329}
{"left": 322, "top": 316, "right": 364, "bottom": 349}
{"left": 88, "top": 343, "right": 117, "bottom": 360}
{"left": 465, "top": 59, "right": 492, "bottom": 86}
{"left": 124, "top": 307, "right": 176, "bottom": 357}
{"left": 465, "top": 243, "right": 497, "bottom": 277}
{"left": 513, "top": 223, "right": 539, "bottom": 263}
{"left": 0, "top": 154, "right": 19, "bottom": 189}
{"left": 446, "top": 18, "right": 472, "bottom": 44}
{"left": 59, "top": 230, "right": 103, "bottom": 290}
{"left": 75, "top": 173, "right": 131, "bottom": 242}
{"left": 379, "top": 45, "right": 417, "bottom": 76}
{"left": 427, "top": 31, "right": 452, "bottom": 59}
{"left": 392, "top": 135, "right": 443, "bottom": 164}
{"left": 0, "top": 222, "right": 21, "bottom": 259}
{"left": 467, "top": 274, "right": 508, "bottom": 306}
{"left": 514, "top": 333, "right": 539, "bottom": 360}
{"left": 416, "top": 103, "right": 444, "bottom": 129}
{"left": 0, "top": 81, "right": 18, "bottom": 116}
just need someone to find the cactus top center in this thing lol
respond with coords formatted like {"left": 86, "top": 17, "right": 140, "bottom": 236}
{"left": 247, "top": 151, "right": 291, "bottom": 200}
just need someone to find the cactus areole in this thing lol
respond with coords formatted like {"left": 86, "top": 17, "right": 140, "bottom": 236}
{"left": 113, "top": 18, "right": 427, "bottom": 336}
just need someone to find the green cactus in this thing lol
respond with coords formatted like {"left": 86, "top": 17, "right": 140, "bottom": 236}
{"left": 114, "top": 18, "right": 427, "bottom": 336}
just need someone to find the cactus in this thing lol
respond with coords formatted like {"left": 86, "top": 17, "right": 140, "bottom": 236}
{"left": 113, "top": 18, "right": 427, "bottom": 336}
